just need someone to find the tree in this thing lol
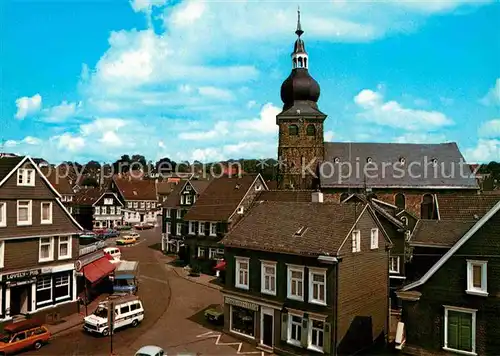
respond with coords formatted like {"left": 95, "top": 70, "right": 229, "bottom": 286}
{"left": 156, "top": 157, "right": 176, "bottom": 174}
{"left": 81, "top": 177, "right": 99, "bottom": 187}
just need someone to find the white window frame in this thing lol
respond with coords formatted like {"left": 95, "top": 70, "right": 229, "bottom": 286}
{"left": 110, "top": 206, "right": 115, "bottom": 215}
{"left": 186, "top": 185, "right": 192, "bottom": 191}
{"left": 261, "top": 261, "right": 276, "bottom": 296}
{"left": 165, "top": 208, "right": 171, "bottom": 218}
{"left": 186, "top": 195, "right": 192, "bottom": 205}
{"left": 309, "top": 268, "right": 327, "bottom": 305}
{"left": 128, "top": 202, "right": 132, "bottom": 208}
{"left": 140, "top": 202, "right": 145, "bottom": 209}
{"left": 104, "top": 198, "right": 113, "bottom": 205}
{"left": 389, "top": 256, "right": 400, "bottom": 274}
{"left": 133, "top": 202, "right": 138, "bottom": 208}
{"left": 287, "top": 313, "right": 302, "bottom": 347}
{"left": 17, "top": 200, "right": 32, "bottom": 226}
{"left": 197, "top": 246, "right": 205, "bottom": 258}
{"left": 40, "top": 202, "right": 53, "bottom": 225}
{"left": 17, "top": 168, "right": 35, "bottom": 187}
{"left": 116, "top": 207, "right": 121, "bottom": 215}
{"left": 176, "top": 223, "right": 182, "bottom": 236}
{"left": 235, "top": 257, "right": 250, "bottom": 290}
{"left": 466, "top": 260, "right": 488, "bottom": 297}
{"left": 177, "top": 209, "right": 182, "bottom": 218}
{"left": 95, "top": 206, "right": 100, "bottom": 215}
{"left": 188, "top": 221, "right": 196, "bottom": 235}
{"left": 443, "top": 306, "right": 477, "bottom": 355}
{"left": 287, "top": 265, "right": 304, "bottom": 301}
{"left": 39, "top": 237, "right": 54, "bottom": 262}
{"left": 146, "top": 202, "right": 151, "bottom": 209}
{"left": 36, "top": 276, "right": 53, "bottom": 306}
{"left": 0, "top": 241, "right": 4, "bottom": 268}
{"left": 237, "top": 206, "right": 244, "bottom": 214}
{"left": 308, "top": 318, "right": 325, "bottom": 352}
{"left": 0, "top": 202, "right": 6, "bottom": 227}
{"left": 54, "top": 274, "right": 70, "bottom": 301}
{"left": 58, "top": 236, "right": 72, "bottom": 260}
{"left": 198, "top": 221, "right": 205, "bottom": 235}
{"left": 209, "top": 248, "right": 218, "bottom": 259}
{"left": 352, "top": 230, "right": 361, "bottom": 252}
{"left": 166, "top": 222, "right": 171, "bottom": 234}
{"left": 370, "top": 228, "right": 379, "bottom": 249}
{"left": 210, "top": 222, "right": 217, "bottom": 236}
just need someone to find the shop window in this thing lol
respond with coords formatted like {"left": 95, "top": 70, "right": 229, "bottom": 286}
{"left": 288, "top": 314, "right": 302, "bottom": 346}
{"left": 54, "top": 274, "right": 70, "bottom": 301}
{"left": 230, "top": 305, "right": 255, "bottom": 338}
{"left": 36, "top": 276, "right": 52, "bottom": 306}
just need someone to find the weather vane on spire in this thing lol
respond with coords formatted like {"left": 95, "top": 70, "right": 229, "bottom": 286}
{"left": 295, "top": 6, "right": 304, "bottom": 37}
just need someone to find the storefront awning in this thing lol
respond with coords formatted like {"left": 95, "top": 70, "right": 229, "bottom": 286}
{"left": 82, "top": 256, "right": 116, "bottom": 284}
{"left": 214, "top": 261, "right": 226, "bottom": 271}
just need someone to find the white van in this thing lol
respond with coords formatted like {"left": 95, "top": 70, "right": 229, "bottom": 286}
{"left": 83, "top": 295, "right": 144, "bottom": 336}
{"left": 104, "top": 247, "right": 121, "bottom": 263}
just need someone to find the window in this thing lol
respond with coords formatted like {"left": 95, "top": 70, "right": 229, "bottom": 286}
{"left": 389, "top": 256, "right": 400, "bottom": 274}
{"left": 146, "top": 202, "right": 151, "bottom": 209}
{"left": 186, "top": 195, "right": 192, "bottom": 205}
{"left": 209, "top": 248, "right": 218, "bottom": 259}
{"left": 421, "top": 194, "right": 436, "bottom": 219}
{"left": 308, "top": 319, "right": 325, "bottom": 352}
{"left": 140, "top": 202, "right": 145, "bottom": 209}
{"left": 116, "top": 207, "right": 121, "bottom": 215}
{"left": 466, "top": 260, "right": 488, "bottom": 296}
{"left": 188, "top": 221, "right": 196, "bottom": 235}
{"left": 128, "top": 202, "right": 132, "bottom": 208}
{"left": 237, "top": 206, "right": 244, "bottom": 214}
{"left": 186, "top": 185, "right": 192, "bottom": 191}
{"left": 166, "top": 209, "right": 171, "bottom": 218}
{"left": 351, "top": 230, "right": 361, "bottom": 253}
{"left": 210, "top": 223, "right": 217, "bottom": 236}
{"left": 197, "top": 247, "right": 205, "bottom": 258}
{"left": 198, "top": 221, "right": 205, "bottom": 235}
{"left": 444, "top": 307, "right": 476, "bottom": 354}
{"left": 54, "top": 274, "right": 70, "bottom": 301}
{"left": 110, "top": 206, "right": 115, "bottom": 215}
{"left": 309, "top": 269, "right": 326, "bottom": 305}
{"left": 289, "top": 124, "right": 299, "bottom": 136}
{"left": 306, "top": 124, "right": 316, "bottom": 136}
{"left": 133, "top": 202, "right": 138, "bottom": 208}
{"left": 0, "top": 241, "right": 4, "bottom": 268}
{"left": 177, "top": 209, "right": 181, "bottom": 218}
{"left": 120, "top": 305, "right": 130, "bottom": 314}
{"left": 36, "top": 276, "right": 52, "bottom": 306}
{"left": 58, "top": 236, "right": 71, "bottom": 259}
{"left": 176, "top": 223, "right": 182, "bottom": 235}
{"left": 104, "top": 198, "right": 113, "bottom": 205}
{"left": 180, "top": 196, "right": 185, "bottom": 205}
{"left": 166, "top": 222, "right": 171, "bottom": 234}
{"left": 235, "top": 257, "right": 249, "bottom": 289}
{"left": 0, "top": 202, "right": 6, "bottom": 227}
{"left": 95, "top": 206, "right": 100, "bottom": 215}
{"left": 130, "top": 303, "right": 139, "bottom": 312}
{"left": 17, "top": 200, "right": 32, "bottom": 226}
{"left": 39, "top": 237, "right": 54, "bottom": 262}
{"left": 17, "top": 168, "right": 35, "bottom": 186}
{"left": 287, "top": 266, "right": 304, "bottom": 301}
{"left": 395, "top": 193, "right": 406, "bottom": 209}
{"left": 288, "top": 314, "right": 302, "bottom": 346}
{"left": 230, "top": 305, "right": 255, "bottom": 337}
{"left": 261, "top": 262, "right": 276, "bottom": 295}
{"left": 68, "top": 206, "right": 73, "bottom": 214}
{"left": 370, "top": 228, "right": 379, "bottom": 249}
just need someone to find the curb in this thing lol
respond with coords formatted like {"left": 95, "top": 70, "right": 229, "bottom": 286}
{"left": 51, "top": 320, "right": 83, "bottom": 336}
{"left": 171, "top": 266, "right": 222, "bottom": 291}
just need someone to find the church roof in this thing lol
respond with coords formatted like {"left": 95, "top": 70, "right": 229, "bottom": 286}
{"left": 320, "top": 142, "right": 479, "bottom": 189}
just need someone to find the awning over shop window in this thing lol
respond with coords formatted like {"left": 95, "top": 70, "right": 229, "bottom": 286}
{"left": 214, "top": 260, "right": 226, "bottom": 271}
{"left": 82, "top": 256, "right": 116, "bottom": 284}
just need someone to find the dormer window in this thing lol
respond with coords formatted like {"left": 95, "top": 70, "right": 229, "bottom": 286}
{"left": 237, "top": 206, "right": 244, "bottom": 215}
{"left": 186, "top": 185, "right": 191, "bottom": 191}
{"left": 255, "top": 184, "right": 262, "bottom": 191}
{"left": 334, "top": 157, "right": 340, "bottom": 164}
{"left": 366, "top": 157, "right": 373, "bottom": 163}
{"left": 399, "top": 157, "right": 406, "bottom": 165}
{"left": 294, "top": 226, "right": 307, "bottom": 236}
{"left": 17, "top": 168, "right": 35, "bottom": 187}
{"left": 104, "top": 198, "right": 113, "bottom": 205}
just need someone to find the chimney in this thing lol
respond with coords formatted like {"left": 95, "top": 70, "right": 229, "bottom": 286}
{"left": 312, "top": 191, "right": 324, "bottom": 203}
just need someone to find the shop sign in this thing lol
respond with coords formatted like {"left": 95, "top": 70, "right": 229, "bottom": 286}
{"left": 2, "top": 269, "right": 41, "bottom": 282}
{"left": 224, "top": 296, "right": 259, "bottom": 311}
{"left": 7, "top": 277, "right": 36, "bottom": 287}
{"left": 76, "top": 250, "right": 104, "bottom": 270}
{"left": 41, "top": 267, "right": 52, "bottom": 274}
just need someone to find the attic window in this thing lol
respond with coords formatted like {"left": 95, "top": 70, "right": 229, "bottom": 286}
{"left": 334, "top": 157, "right": 340, "bottom": 163}
{"left": 186, "top": 185, "right": 191, "bottom": 191}
{"left": 255, "top": 184, "right": 262, "bottom": 191}
{"left": 237, "top": 206, "right": 244, "bottom": 214}
{"left": 133, "top": 191, "right": 137, "bottom": 195}
{"left": 431, "top": 158, "right": 438, "bottom": 166}
{"left": 399, "top": 157, "right": 406, "bottom": 165}
{"left": 294, "top": 226, "right": 307, "bottom": 236}
{"left": 366, "top": 157, "right": 373, "bottom": 163}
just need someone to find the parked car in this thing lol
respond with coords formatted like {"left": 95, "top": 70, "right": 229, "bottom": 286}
{"left": 135, "top": 345, "right": 165, "bottom": 356}
{"left": 104, "top": 247, "right": 121, "bottom": 262}
{"left": 83, "top": 295, "right": 144, "bottom": 336}
{"left": 125, "top": 232, "right": 140, "bottom": 239}
{"left": 116, "top": 236, "right": 137, "bottom": 246}
{"left": 0, "top": 319, "right": 51, "bottom": 354}
{"left": 116, "top": 225, "right": 132, "bottom": 231}
{"left": 100, "top": 229, "right": 120, "bottom": 239}
{"left": 134, "top": 223, "right": 154, "bottom": 230}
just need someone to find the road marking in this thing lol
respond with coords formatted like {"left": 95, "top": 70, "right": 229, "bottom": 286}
{"left": 196, "top": 331, "right": 265, "bottom": 355}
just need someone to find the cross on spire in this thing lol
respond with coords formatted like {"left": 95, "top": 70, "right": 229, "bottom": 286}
{"left": 295, "top": 6, "right": 304, "bottom": 37}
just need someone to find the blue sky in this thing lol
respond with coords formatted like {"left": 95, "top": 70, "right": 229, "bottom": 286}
{"left": 1, "top": 0, "right": 499, "bottom": 164}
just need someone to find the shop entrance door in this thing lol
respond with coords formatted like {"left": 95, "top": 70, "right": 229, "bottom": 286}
{"left": 10, "top": 285, "right": 29, "bottom": 315}
{"left": 261, "top": 307, "right": 274, "bottom": 348}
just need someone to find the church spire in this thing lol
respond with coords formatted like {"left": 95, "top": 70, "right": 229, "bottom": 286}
{"left": 295, "top": 6, "right": 304, "bottom": 37}
{"left": 291, "top": 7, "right": 308, "bottom": 69}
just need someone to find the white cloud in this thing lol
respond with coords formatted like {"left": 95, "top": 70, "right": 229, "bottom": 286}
{"left": 236, "top": 103, "right": 281, "bottom": 135}
{"left": 56, "top": 133, "right": 86, "bottom": 152}
{"left": 15, "top": 94, "right": 42, "bottom": 119}
{"left": 324, "top": 130, "right": 334, "bottom": 141}
{"left": 354, "top": 89, "right": 453, "bottom": 131}
{"left": 179, "top": 121, "right": 230, "bottom": 140}
{"left": 130, "top": 0, "right": 168, "bottom": 13}
{"left": 40, "top": 101, "right": 79, "bottom": 123}
{"left": 465, "top": 139, "right": 500, "bottom": 163}
{"left": 190, "top": 140, "right": 276, "bottom": 162}
{"left": 198, "top": 87, "right": 235, "bottom": 101}
{"left": 80, "top": 118, "right": 128, "bottom": 136}
{"left": 478, "top": 119, "right": 500, "bottom": 138}
{"left": 480, "top": 78, "right": 500, "bottom": 106}
{"left": 394, "top": 133, "right": 448, "bottom": 144}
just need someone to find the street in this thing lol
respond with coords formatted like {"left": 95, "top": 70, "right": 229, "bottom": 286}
{"left": 26, "top": 222, "right": 266, "bottom": 356}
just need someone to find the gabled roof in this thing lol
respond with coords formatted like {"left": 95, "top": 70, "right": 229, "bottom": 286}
{"left": 40, "top": 166, "right": 74, "bottom": 195}
{"left": 156, "top": 181, "right": 177, "bottom": 195}
{"left": 0, "top": 156, "right": 24, "bottom": 183}
{"left": 75, "top": 187, "right": 105, "bottom": 206}
{"left": 401, "top": 200, "right": 500, "bottom": 291}
{"left": 113, "top": 176, "right": 157, "bottom": 201}
{"left": 162, "top": 179, "right": 211, "bottom": 208}
{"left": 409, "top": 219, "right": 476, "bottom": 248}
{"left": 321, "top": 142, "right": 479, "bottom": 189}
{"left": 92, "top": 192, "right": 124, "bottom": 207}
{"left": 222, "top": 201, "right": 369, "bottom": 256}
{"left": 256, "top": 190, "right": 315, "bottom": 203}
{"left": 436, "top": 195, "right": 500, "bottom": 220}
{"left": 183, "top": 174, "right": 265, "bottom": 222}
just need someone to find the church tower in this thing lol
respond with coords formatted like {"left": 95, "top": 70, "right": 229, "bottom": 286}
{"left": 276, "top": 9, "right": 326, "bottom": 190}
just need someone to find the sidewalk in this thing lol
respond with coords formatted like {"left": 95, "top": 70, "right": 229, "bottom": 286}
{"left": 47, "top": 294, "right": 110, "bottom": 337}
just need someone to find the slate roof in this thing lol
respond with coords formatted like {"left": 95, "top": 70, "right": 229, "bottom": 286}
{"left": 74, "top": 187, "right": 104, "bottom": 206}
{"left": 162, "top": 179, "right": 211, "bottom": 208}
{"left": 256, "top": 190, "right": 314, "bottom": 202}
{"left": 40, "top": 166, "right": 74, "bottom": 195}
{"left": 113, "top": 176, "right": 157, "bottom": 201}
{"left": 410, "top": 220, "right": 475, "bottom": 248}
{"left": 183, "top": 174, "right": 261, "bottom": 222}
{"left": 320, "top": 142, "right": 479, "bottom": 189}
{"left": 277, "top": 101, "right": 326, "bottom": 118}
{"left": 222, "top": 201, "right": 366, "bottom": 256}
{"left": 0, "top": 156, "right": 24, "bottom": 182}
{"left": 157, "top": 181, "right": 177, "bottom": 195}
{"left": 437, "top": 195, "right": 500, "bottom": 220}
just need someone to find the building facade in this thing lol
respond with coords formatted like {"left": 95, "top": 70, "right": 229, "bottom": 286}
{"left": 92, "top": 192, "right": 124, "bottom": 229}
{"left": 0, "top": 156, "right": 83, "bottom": 325}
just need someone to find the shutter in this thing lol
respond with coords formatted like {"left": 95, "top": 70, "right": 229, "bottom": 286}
{"left": 459, "top": 313, "right": 472, "bottom": 352}
{"left": 323, "top": 322, "right": 332, "bottom": 354}
{"left": 301, "top": 317, "right": 309, "bottom": 347}
{"left": 447, "top": 311, "right": 459, "bottom": 350}
{"left": 281, "top": 313, "right": 288, "bottom": 341}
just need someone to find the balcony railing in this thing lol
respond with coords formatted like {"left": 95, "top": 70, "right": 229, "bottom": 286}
{"left": 79, "top": 240, "right": 106, "bottom": 256}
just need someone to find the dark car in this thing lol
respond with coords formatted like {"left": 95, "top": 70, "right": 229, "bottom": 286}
{"left": 99, "top": 229, "right": 120, "bottom": 239}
